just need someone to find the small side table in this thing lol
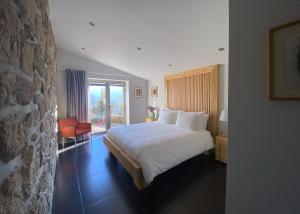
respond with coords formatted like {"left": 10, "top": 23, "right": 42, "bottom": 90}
{"left": 215, "top": 135, "right": 228, "bottom": 163}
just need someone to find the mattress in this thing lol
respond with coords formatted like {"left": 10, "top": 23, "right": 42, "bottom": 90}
{"left": 107, "top": 122, "right": 214, "bottom": 183}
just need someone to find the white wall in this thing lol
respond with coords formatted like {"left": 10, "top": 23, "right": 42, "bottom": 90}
{"left": 56, "top": 49, "right": 148, "bottom": 124}
{"left": 148, "top": 77, "right": 166, "bottom": 107}
{"left": 226, "top": 1, "right": 300, "bottom": 214}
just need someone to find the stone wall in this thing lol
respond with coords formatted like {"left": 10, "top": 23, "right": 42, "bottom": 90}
{"left": 0, "top": 0, "right": 57, "bottom": 213}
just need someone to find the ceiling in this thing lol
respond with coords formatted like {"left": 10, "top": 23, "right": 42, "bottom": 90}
{"left": 49, "top": 0, "right": 228, "bottom": 80}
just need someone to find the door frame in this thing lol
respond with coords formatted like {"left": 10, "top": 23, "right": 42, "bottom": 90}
{"left": 88, "top": 79, "right": 127, "bottom": 133}
{"left": 107, "top": 82, "right": 126, "bottom": 130}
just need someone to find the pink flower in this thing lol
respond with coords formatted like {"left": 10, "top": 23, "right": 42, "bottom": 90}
{"left": 146, "top": 106, "right": 156, "bottom": 112}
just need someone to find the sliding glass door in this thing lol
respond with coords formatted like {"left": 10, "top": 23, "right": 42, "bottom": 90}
{"left": 89, "top": 84, "right": 107, "bottom": 133}
{"left": 89, "top": 82, "right": 126, "bottom": 133}
{"left": 109, "top": 85, "right": 126, "bottom": 129}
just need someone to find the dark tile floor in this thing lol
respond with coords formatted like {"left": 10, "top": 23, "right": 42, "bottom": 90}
{"left": 52, "top": 134, "right": 226, "bottom": 214}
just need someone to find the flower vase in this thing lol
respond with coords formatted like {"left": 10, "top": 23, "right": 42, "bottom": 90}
{"left": 148, "top": 111, "right": 155, "bottom": 119}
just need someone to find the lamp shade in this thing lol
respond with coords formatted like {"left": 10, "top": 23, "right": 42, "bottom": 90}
{"left": 219, "top": 110, "right": 228, "bottom": 122}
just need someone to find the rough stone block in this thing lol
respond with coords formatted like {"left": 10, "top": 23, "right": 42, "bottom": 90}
{"left": 0, "top": 172, "right": 23, "bottom": 213}
{"left": 20, "top": 42, "right": 34, "bottom": 75}
{"left": 0, "top": 72, "right": 17, "bottom": 106}
{"left": 0, "top": 112, "right": 28, "bottom": 162}
{"left": 17, "top": 76, "right": 35, "bottom": 105}
{"left": 34, "top": 59, "right": 47, "bottom": 78}
{"left": 0, "top": 1, "right": 22, "bottom": 65}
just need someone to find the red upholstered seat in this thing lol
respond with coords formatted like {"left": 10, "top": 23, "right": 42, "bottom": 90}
{"left": 57, "top": 117, "right": 92, "bottom": 148}
{"left": 76, "top": 128, "right": 91, "bottom": 135}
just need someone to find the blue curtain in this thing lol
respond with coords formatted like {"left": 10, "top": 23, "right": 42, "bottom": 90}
{"left": 66, "top": 69, "right": 88, "bottom": 123}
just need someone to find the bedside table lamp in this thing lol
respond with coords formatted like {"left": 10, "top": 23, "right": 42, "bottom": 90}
{"left": 219, "top": 109, "right": 228, "bottom": 136}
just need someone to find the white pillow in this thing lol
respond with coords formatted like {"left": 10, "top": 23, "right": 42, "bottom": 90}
{"left": 158, "top": 109, "right": 178, "bottom": 124}
{"left": 197, "top": 113, "right": 209, "bottom": 130}
{"left": 176, "top": 112, "right": 200, "bottom": 131}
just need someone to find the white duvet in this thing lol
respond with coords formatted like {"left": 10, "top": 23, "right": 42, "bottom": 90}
{"left": 107, "top": 122, "right": 214, "bottom": 183}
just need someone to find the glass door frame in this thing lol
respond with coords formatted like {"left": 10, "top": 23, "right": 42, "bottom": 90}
{"left": 88, "top": 79, "right": 127, "bottom": 134}
{"left": 107, "top": 82, "right": 126, "bottom": 130}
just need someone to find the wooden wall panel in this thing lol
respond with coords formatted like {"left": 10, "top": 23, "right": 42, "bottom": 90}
{"left": 165, "top": 65, "right": 219, "bottom": 136}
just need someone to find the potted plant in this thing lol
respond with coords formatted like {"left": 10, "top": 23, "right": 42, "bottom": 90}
{"left": 147, "top": 106, "right": 156, "bottom": 119}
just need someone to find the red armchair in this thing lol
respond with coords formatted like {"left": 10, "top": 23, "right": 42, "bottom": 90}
{"left": 57, "top": 117, "right": 92, "bottom": 148}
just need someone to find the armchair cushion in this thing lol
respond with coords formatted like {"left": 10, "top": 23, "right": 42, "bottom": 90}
{"left": 76, "top": 128, "right": 91, "bottom": 135}
{"left": 58, "top": 117, "right": 78, "bottom": 130}
{"left": 77, "top": 123, "right": 91, "bottom": 130}
{"left": 61, "top": 126, "right": 76, "bottom": 138}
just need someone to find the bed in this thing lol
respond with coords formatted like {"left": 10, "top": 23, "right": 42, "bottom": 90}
{"left": 107, "top": 122, "right": 214, "bottom": 183}
{"left": 103, "top": 64, "right": 219, "bottom": 189}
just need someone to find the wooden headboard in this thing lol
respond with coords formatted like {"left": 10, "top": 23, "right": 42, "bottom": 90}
{"left": 165, "top": 64, "right": 219, "bottom": 136}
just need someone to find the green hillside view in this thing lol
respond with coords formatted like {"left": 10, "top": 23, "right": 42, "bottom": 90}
{"left": 89, "top": 85, "right": 124, "bottom": 124}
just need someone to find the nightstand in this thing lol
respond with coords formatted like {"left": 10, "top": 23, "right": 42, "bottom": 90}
{"left": 145, "top": 118, "right": 157, "bottom": 122}
{"left": 215, "top": 135, "right": 228, "bottom": 163}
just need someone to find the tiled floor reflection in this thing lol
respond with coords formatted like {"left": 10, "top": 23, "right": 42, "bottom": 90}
{"left": 52, "top": 134, "right": 226, "bottom": 214}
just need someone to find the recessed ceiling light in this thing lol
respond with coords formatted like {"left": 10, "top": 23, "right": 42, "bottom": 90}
{"left": 89, "top": 21, "right": 96, "bottom": 27}
{"left": 218, "top": 47, "right": 225, "bottom": 52}
{"left": 168, "top": 64, "right": 172, "bottom": 67}
{"left": 137, "top": 47, "right": 142, "bottom": 51}
{"left": 81, "top": 47, "right": 86, "bottom": 51}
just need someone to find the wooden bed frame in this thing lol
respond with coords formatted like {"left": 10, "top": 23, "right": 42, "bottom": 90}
{"left": 103, "top": 64, "right": 219, "bottom": 190}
